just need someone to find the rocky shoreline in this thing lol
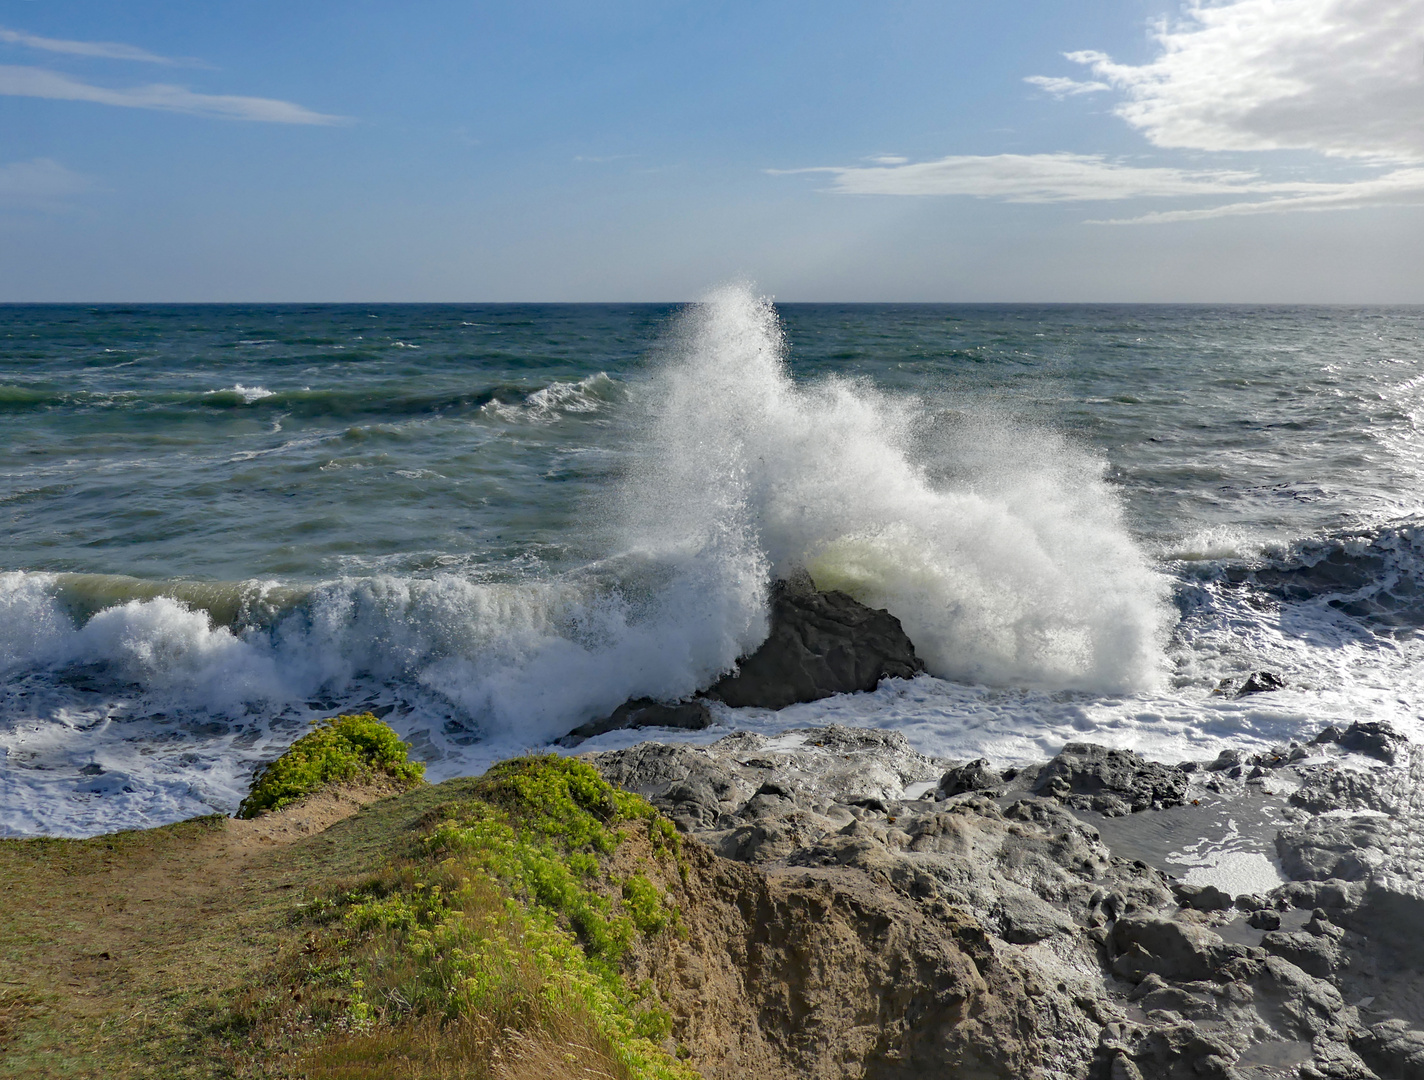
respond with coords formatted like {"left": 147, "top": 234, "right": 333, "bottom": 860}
{"left": 586, "top": 720, "right": 1423, "bottom": 1080}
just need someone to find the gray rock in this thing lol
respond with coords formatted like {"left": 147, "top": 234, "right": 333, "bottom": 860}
{"left": 1262, "top": 930, "right": 1342, "bottom": 978}
{"left": 937, "top": 758, "right": 1001, "bottom": 797}
{"left": 1338, "top": 721, "right": 1407, "bottom": 765}
{"left": 1034, "top": 743, "right": 1190, "bottom": 816}
{"left": 586, "top": 722, "right": 1424, "bottom": 1080}
{"left": 1357, "top": 1020, "right": 1424, "bottom": 1080}
{"left": 1174, "top": 882, "right": 1234, "bottom": 911}
{"left": 1111, "top": 915, "right": 1235, "bottom": 982}
{"left": 704, "top": 575, "right": 924, "bottom": 709}
{"left": 1277, "top": 818, "right": 1391, "bottom": 881}
{"left": 1209, "top": 749, "right": 1244, "bottom": 771}
{"left": 1247, "top": 908, "right": 1282, "bottom": 930}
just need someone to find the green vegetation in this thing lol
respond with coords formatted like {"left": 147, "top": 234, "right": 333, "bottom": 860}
{"left": 237, "top": 713, "right": 426, "bottom": 818}
{"left": 227, "top": 755, "right": 692, "bottom": 1079}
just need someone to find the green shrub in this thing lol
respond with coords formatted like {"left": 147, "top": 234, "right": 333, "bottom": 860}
{"left": 237, "top": 713, "right": 425, "bottom": 818}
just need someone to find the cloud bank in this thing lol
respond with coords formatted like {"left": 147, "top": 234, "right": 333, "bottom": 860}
{"left": 775, "top": 154, "right": 1424, "bottom": 216}
{"left": 781, "top": 0, "right": 1424, "bottom": 223}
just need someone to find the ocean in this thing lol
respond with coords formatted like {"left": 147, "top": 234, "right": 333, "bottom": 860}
{"left": 4, "top": 287, "right": 1423, "bottom": 837}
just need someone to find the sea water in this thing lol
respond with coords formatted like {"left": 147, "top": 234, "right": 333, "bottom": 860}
{"left": 4, "top": 290, "right": 1423, "bottom": 836}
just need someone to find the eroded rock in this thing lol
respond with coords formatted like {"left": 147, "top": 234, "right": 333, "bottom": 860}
{"left": 588, "top": 722, "right": 1423, "bottom": 1080}
{"left": 1034, "top": 743, "right": 1190, "bottom": 816}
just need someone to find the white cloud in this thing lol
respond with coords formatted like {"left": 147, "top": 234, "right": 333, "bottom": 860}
{"left": 1091, "top": 166, "right": 1424, "bottom": 223}
{"left": 774, "top": 152, "right": 1424, "bottom": 220}
{"left": 1023, "top": 75, "right": 1109, "bottom": 99}
{"left": 866, "top": 154, "right": 909, "bottom": 165}
{"left": 1062, "top": 0, "right": 1424, "bottom": 161}
{"left": 0, "top": 25, "right": 193, "bottom": 65}
{"left": 779, "top": 0, "right": 1424, "bottom": 224}
{"left": 779, "top": 153, "right": 1306, "bottom": 201}
{"left": 0, "top": 65, "right": 347, "bottom": 125}
{"left": 0, "top": 158, "right": 89, "bottom": 204}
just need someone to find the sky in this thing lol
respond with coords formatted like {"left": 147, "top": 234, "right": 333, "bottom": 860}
{"left": 1, "top": 0, "right": 1422, "bottom": 302}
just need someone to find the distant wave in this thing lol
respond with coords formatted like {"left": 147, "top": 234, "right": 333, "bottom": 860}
{"left": 0, "top": 381, "right": 615, "bottom": 421}
{"left": 480, "top": 372, "right": 623, "bottom": 424}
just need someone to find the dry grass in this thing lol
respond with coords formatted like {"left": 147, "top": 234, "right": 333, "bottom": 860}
{"left": 0, "top": 782, "right": 430, "bottom": 1078}
{"left": 294, "top": 1013, "right": 631, "bottom": 1080}
{"left": 0, "top": 768, "right": 682, "bottom": 1080}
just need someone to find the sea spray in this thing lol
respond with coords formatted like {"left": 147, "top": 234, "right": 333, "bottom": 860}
{"left": 623, "top": 285, "right": 1175, "bottom": 692}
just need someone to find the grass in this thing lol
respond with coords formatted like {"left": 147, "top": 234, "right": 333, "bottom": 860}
{"left": 0, "top": 736, "right": 694, "bottom": 1080}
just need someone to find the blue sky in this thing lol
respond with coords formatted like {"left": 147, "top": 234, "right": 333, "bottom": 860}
{"left": 2, "top": 0, "right": 1422, "bottom": 301}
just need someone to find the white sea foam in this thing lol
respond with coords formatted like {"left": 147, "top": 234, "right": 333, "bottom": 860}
{"left": 207, "top": 383, "right": 275, "bottom": 404}
{"left": 481, "top": 372, "right": 621, "bottom": 424}
{"left": 1161, "top": 526, "right": 1262, "bottom": 562}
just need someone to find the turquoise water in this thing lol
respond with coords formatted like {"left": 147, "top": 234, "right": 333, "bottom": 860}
{"left": 4, "top": 293, "right": 1424, "bottom": 835}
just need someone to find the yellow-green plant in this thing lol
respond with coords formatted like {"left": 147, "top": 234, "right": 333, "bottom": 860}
{"left": 237, "top": 713, "right": 425, "bottom": 818}
{"left": 234, "top": 756, "right": 693, "bottom": 1080}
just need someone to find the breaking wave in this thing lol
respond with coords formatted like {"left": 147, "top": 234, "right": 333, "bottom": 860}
{"left": 1211, "top": 519, "right": 1424, "bottom": 631}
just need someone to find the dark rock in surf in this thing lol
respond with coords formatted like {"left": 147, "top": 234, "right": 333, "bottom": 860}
{"left": 1305, "top": 719, "right": 1406, "bottom": 764}
{"left": 1236, "top": 670, "right": 1286, "bottom": 697}
{"left": 1338, "top": 720, "right": 1406, "bottom": 764}
{"left": 557, "top": 697, "right": 713, "bottom": 747}
{"left": 704, "top": 575, "right": 924, "bottom": 710}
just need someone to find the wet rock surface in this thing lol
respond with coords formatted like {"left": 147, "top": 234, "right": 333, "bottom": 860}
{"left": 1031, "top": 742, "right": 1191, "bottom": 816}
{"left": 556, "top": 697, "right": 713, "bottom": 747}
{"left": 560, "top": 576, "right": 924, "bottom": 745}
{"left": 704, "top": 576, "right": 925, "bottom": 709}
{"left": 590, "top": 723, "right": 1424, "bottom": 1080}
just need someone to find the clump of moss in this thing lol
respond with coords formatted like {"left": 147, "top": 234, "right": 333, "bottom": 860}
{"left": 231, "top": 755, "right": 692, "bottom": 1080}
{"left": 237, "top": 713, "right": 425, "bottom": 819}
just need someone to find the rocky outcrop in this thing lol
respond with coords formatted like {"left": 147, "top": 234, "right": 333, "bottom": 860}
{"left": 556, "top": 697, "right": 713, "bottom": 747}
{"left": 705, "top": 575, "right": 924, "bottom": 709}
{"left": 562, "top": 574, "right": 924, "bottom": 744}
{"left": 590, "top": 723, "right": 1424, "bottom": 1080}
{"left": 619, "top": 836, "right": 1043, "bottom": 1080}
{"left": 1031, "top": 742, "right": 1190, "bottom": 816}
